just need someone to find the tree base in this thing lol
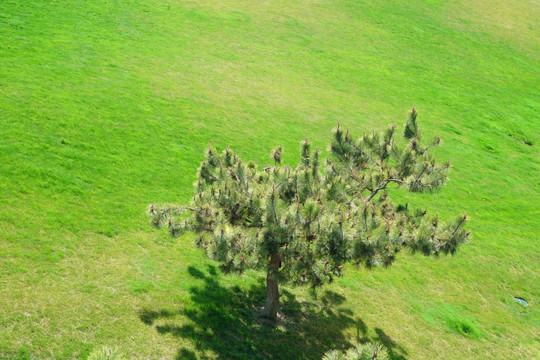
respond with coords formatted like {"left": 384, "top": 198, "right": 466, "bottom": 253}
{"left": 255, "top": 307, "right": 287, "bottom": 326}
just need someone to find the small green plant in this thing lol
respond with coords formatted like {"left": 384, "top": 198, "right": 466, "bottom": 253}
{"left": 14, "top": 346, "right": 31, "bottom": 360}
{"left": 323, "top": 343, "right": 389, "bottom": 360}
{"left": 448, "top": 317, "right": 480, "bottom": 338}
{"left": 87, "top": 347, "right": 126, "bottom": 360}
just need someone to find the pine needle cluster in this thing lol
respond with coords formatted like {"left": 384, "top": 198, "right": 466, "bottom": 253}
{"left": 322, "top": 342, "right": 389, "bottom": 360}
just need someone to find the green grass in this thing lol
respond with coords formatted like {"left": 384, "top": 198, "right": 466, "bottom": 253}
{"left": 1, "top": 0, "right": 539, "bottom": 359}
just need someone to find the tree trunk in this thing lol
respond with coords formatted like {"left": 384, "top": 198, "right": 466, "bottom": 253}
{"left": 262, "top": 253, "right": 280, "bottom": 321}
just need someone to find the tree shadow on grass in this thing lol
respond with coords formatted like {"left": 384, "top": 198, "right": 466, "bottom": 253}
{"left": 353, "top": 319, "right": 408, "bottom": 360}
{"left": 140, "top": 265, "right": 407, "bottom": 360}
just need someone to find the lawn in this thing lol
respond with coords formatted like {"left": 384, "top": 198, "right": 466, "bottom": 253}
{"left": 0, "top": 0, "right": 539, "bottom": 359}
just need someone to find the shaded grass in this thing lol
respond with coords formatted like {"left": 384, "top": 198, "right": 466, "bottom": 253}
{"left": 139, "top": 265, "right": 407, "bottom": 360}
{"left": 0, "top": 0, "right": 539, "bottom": 359}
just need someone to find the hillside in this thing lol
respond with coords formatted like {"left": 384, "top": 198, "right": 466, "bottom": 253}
{"left": 1, "top": 1, "right": 539, "bottom": 359}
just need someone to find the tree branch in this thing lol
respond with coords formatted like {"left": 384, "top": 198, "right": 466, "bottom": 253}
{"left": 365, "top": 180, "right": 390, "bottom": 202}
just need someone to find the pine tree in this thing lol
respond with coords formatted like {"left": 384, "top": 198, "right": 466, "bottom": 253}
{"left": 149, "top": 108, "right": 470, "bottom": 321}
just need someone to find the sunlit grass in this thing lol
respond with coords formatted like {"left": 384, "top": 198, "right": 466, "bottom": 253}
{"left": 0, "top": 0, "right": 538, "bottom": 359}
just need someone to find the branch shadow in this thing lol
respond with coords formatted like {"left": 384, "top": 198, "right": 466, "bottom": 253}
{"left": 140, "top": 265, "right": 407, "bottom": 360}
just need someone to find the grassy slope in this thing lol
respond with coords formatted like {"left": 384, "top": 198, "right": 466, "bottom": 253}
{"left": 0, "top": 0, "right": 538, "bottom": 359}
